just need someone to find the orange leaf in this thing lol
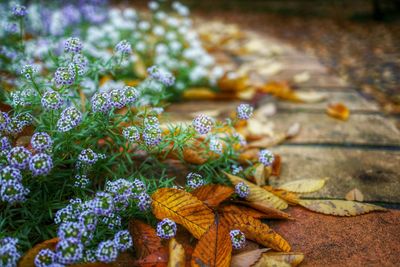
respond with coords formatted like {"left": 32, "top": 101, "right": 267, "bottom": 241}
{"left": 221, "top": 209, "right": 291, "bottom": 252}
{"left": 183, "top": 88, "right": 218, "bottom": 100}
{"left": 191, "top": 216, "right": 232, "bottom": 267}
{"left": 129, "top": 219, "right": 165, "bottom": 259}
{"left": 191, "top": 184, "right": 234, "bottom": 208}
{"left": 345, "top": 188, "right": 364, "bottom": 202}
{"left": 221, "top": 204, "right": 275, "bottom": 220}
{"left": 326, "top": 103, "right": 350, "bottom": 120}
{"left": 262, "top": 186, "right": 300, "bottom": 205}
{"left": 271, "top": 154, "right": 282, "bottom": 176}
{"left": 168, "top": 238, "right": 185, "bottom": 267}
{"left": 151, "top": 188, "right": 214, "bottom": 239}
{"left": 133, "top": 251, "right": 169, "bottom": 267}
{"left": 224, "top": 172, "right": 288, "bottom": 210}
{"left": 258, "top": 81, "right": 298, "bottom": 102}
{"left": 231, "top": 249, "right": 269, "bottom": 267}
{"left": 228, "top": 202, "right": 292, "bottom": 220}
{"left": 218, "top": 74, "right": 249, "bottom": 92}
{"left": 238, "top": 148, "right": 260, "bottom": 163}
{"left": 18, "top": 238, "right": 59, "bottom": 267}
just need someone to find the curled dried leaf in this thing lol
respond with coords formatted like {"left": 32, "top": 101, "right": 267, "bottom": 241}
{"left": 230, "top": 249, "right": 269, "bottom": 267}
{"left": 253, "top": 252, "right": 304, "bottom": 267}
{"left": 191, "top": 184, "right": 234, "bottom": 208}
{"left": 129, "top": 219, "right": 164, "bottom": 259}
{"left": 191, "top": 217, "right": 232, "bottom": 267}
{"left": 326, "top": 103, "right": 350, "bottom": 120}
{"left": 278, "top": 178, "right": 326, "bottom": 193}
{"left": 298, "top": 199, "right": 386, "bottom": 216}
{"left": 254, "top": 163, "right": 267, "bottom": 186}
{"left": 224, "top": 172, "right": 288, "bottom": 210}
{"left": 228, "top": 201, "right": 291, "bottom": 220}
{"left": 262, "top": 186, "right": 300, "bottom": 205}
{"left": 345, "top": 188, "right": 364, "bottom": 202}
{"left": 151, "top": 188, "right": 214, "bottom": 239}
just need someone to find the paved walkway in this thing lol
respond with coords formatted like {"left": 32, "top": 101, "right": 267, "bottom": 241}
{"left": 167, "top": 21, "right": 400, "bottom": 266}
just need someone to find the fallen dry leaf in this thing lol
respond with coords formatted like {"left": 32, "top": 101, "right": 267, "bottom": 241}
{"left": 247, "top": 133, "right": 287, "bottom": 149}
{"left": 345, "top": 188, "right": 364, "bottom": 202}
{"left": 286, "top": 122, "right": 301, "bottom": 139}
{"left": 278, "top": 178, "right": 326, "bottom": 193}
{"left": 254, "top": 163, "right": 267, "bottom": 186}
{"left": 129, "top": 219, "right": 164, "bottom": 259}
{"left": 222, "top": 204, "right": 273, "bottom": 220}
{"left": 238, "top": 148, "right": 260, "bottom": 163}
{"left": 168, "top": 238, "right": 185, "bottom": 267}
{"left": 298, "top": 199, "right": 386, "bottom": 216}
{"left": 222, "top": 209, "right": 291, "bottom": 252}
{"left": 263, "top": 186, "right": 300, "bottom": 205}
{"left": 151, "top": 188, "right": 214, "bottom": 239}
{"left": 183, "top": 88, "right": 218, "bottom": 100}
{"left": 326, "top": 103, "right": 350, "bottom": 120}
{"left": 253, "top": 252, "right": 304, "bottom": 267}
{"left": 225, "top": 172, "right": 288, "bottom": 210}
{"left": 191, "top": 216, "right": 232, "bottom": 267}
{"left": 230, "top": 248, "right": 269, "bottom": 267}
{"left": 271, "top": 154, "right": 282, "bottom": 177}
{"left": 191, "top": 184, "right": 234, "bottom": 208}
{"left": 293, "top": 71, "right": 310, "bottom": 83}
{"left": 258, "top": 81, "right": 299, "bottom": 102}
{"left": 133, "top": 251, "right": 169, "bottom": 267}
{"left": 295, "top": 91, "right": 327, "bottom": 103}
{"left": 229, "top": 201, "right": 291, "bottom": 220}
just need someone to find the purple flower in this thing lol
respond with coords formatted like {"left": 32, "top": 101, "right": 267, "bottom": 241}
{"left": 29, "top": 153, "right": 53, "bottom": 176}
{"left": 230, "top": 230, "right": 246, "bottom": 249}
{"left": 41, "top": 90, "right": 63, "bottom": 110}
{"left": 78, "top": 148, "right": 98, "bottom": 165}
{"left": 114, "top": 40, "right": 131, "bottom": 55}
{"left": 233, "top": 132, "right": 247, "bottom": 147}
{"left": 231, "top": 165, "right": 243, "bottom": 175}
{"left": 101, "top": 213, "right": 121, "bottom": 229}
{"left": 91, "top": 92, "right": 111, "bottom": 113}
{"left": 11, "top": 4, "right": 27, "bottom": 17}
{"left": 57, "top": 106, "right": 82, "bottom": 132}
{"left": 135, "top": 192, "right": 151, "bottom": 211}
{"left": 64, "top": 37, "right": 83, "bottom": 53}
{"left": 74, "top": 174, "right": 90, "bottom": 188}
{"left": 0, "top": 180, "right": 29, "bottom": 204}
{"left": 186, "top": 172, "right": 205, "bottom": 189}
{"left": 0, "top": 136, "right": 12, "bottom": 152}
{"left": 78, "top": 210, "right": 97, "bottom": 231}
{"left": 143, "top": 124, "right": 162, "bottom": 146}
{"left": 54, "top": 206, "right": 75, "bottom": 224}
{"left": 147, "top": 65, "right": 175, "bottom": 86}
{"left": 109, "top": 88, "right": 127, "bottom": 109}
{"left": 192, "top": 114, "right": 214, "bottom": 135}
{"left": 96, "top": 240, "right": 118, "bottom": 263}
{"left": 123, "top": 86, "right": 138, "bottom": 104}
{"left": 21, "top": 64, "right": 38, "bottom": 79}
{"left": 7, "top": 146, "right": 31, "bottom": 169}
{"left": 131, "top": 179, "right": 146, "bottom": 196}
{"left": 0, "top": 237, "right": 21, "bottom": 267}
{"left": 34, "top": 249, "right": 56, "bottom": 267}
{"left": 55, "top": 238, "right": 83, "bottom": 265}
{"left": 58, "top": 221, "right": 85, "bottom": 240}
{"left": 92, "top": 192, "right": 114, "bottom": 216}
{"left": 31, "top": 132, "right": 53, "bottom": 152}
{"left": 144, "top": 116, "right": 159, "bottom": 127}
{"left": 0, "top": 166, "right": 22, "bottom": 183}
{"left": 83, "top": 249, "right": 97, "bottom": 263}
{"left": 236, "top": 104, "right": 254, "bottom": 120}
{"left": 123, "top": 126, "right": 140, "bottom": 143}
{"left": 72, "top": 54, "right": 88, "bottom": 75}
{"left": 54, "top": 66, "right": 75, "bottom": 86}
{"left": 209, "top": 137, "right": 223, "bottom": 154}
{"left": 62, "top": 5, "right": 81, "bottom": 25}
{"left": 259, "top": 149, "right": 274, "bottom": 166}
{"left": 114, "top": 230, "right": 133, "bottom": 252}
{"left": 0, "top": 111, "right": 10, "bottom": 131}
{"left": 5, "top": 117, "right": 24, "bottom": 135}
{"left": 235, "top": 182, "right": 250, "bottom": 198}
{"left": 156, "top": 219, "right": 177, "bottom": 239}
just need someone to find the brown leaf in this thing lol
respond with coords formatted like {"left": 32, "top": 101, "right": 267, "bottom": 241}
{"left": 221, "top": 209, "right": 291, "bottom": 252}
{"left": 168, "top": 238, "right": 185, "bottom": 267}
{"left": 271, "top": 154, "right": 281, "bottom": 177}
{"left": 151, "top": 188, "right": 214, "bottom": 239}
{"left": 191, "top": 216, "right": 232, "bottom": 267}
{"left": 345, "top": 188, "right": 364, "bottom": 202}
{"left": 224, "top": 172, "right": 288, "bottom": 210}
{"left": 326, "top": 103, "right": 350, "bottom": 120}
{"left": 262, "top": 186, "right": 300, "bottom": 205}
{"left": 222, "top": 204, "right": 272, "bottom": 220}
{"left": 298, "top": 199, "right": 386, "bottom": 216}
{"left": 247, "top": 133, "right": 287, "bottom": 149}
{"left": 228, "top": 202, "right": 291, "bottom": 220}
{"left": 18, "top": 238, "right": 59, "bottom": 267}
{"left": 230, "top": 249, "right": 269, "bottom": 267}
{"left": 191, "top": 184, "right": 234, "bottom": 208}
{"left": 129, "top": 219, "right": 164, "bottom": 259}
{"left": 253, "top": 163, "right": 267, "bottom": 186}
{"left": 134, "top": 251, "right": 169, "bottom": 267}
{"left": 253, "top": 252, "right": 304, "bottom": 267}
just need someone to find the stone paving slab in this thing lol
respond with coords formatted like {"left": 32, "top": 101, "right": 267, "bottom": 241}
{"left": 269, "top": 146, "right": 400, "bottom": 203}
{"left": 268, "top": 207, "right": 400, "bottom": 267}
{"left": 271, "top": 91, "right": 380, "bottom": 111}
{"left": 269, "top": 113, "right": 400, "bottom": 145}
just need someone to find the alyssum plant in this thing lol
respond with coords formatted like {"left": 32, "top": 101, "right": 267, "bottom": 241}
{"left": 0, "top": 32, "right": 263, "bottom": 266}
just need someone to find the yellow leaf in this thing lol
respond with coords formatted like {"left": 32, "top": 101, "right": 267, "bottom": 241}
{"left": 254, "top": 163, "right": 267, "bottom": 186}
{"left": 253, "top": 252, "right": 304, "bottom": 267}
{"left": 326, "top": 103, "right": 350, "bottom": 120}
{"left": 183, "top": 88, "right": 217, "bottom": 100}
{"left": 18, "top": 238, "right": 59, "bottom": 267}
{"left": 168, "top": 238, "right": 185, "bottom": 267}
{"left": 224, "top": 172, "right": 288, "bottom": 210}
{"left": 218, "top": 74, "right": 249, "bottom": 92}
{"left": 278, "top": 178, "right": 326, "bottom": 193}
{"left": 222, "top": 210, "right": 291, "bottom": 252}
{"left": 345, "top": 188, "right": 364, "bottom": 202}
{"left": 298, "top": 199, "right": 386, "bottom": 216}
{"left": 191, "top": 184, "right": 234, "bottom": 208}
{"left": 191, "top": 217, "right": 232, "bottom": 267}
{"left": 262, "top": 186, "right": 300, "bottom": 205}
{"left": 230, "top": 249, "right": 269, "bottom": 267}
{"left": 295, "top": 92, "right": 326, "bottom": 103}
{"left": 151, "top": 188, "right": 214, "bottom": 239}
